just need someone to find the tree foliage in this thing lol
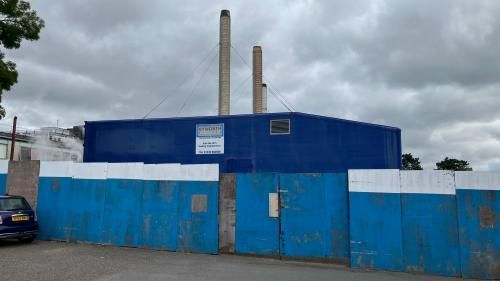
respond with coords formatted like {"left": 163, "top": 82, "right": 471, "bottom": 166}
{"left": 0, "top": 0, "right": 44, "bottom": 119}
{"left": 436, "top": 157, "right": 472, "bottom": 171}
{"left": 402, "top": 153, "right": 423, "bottom": 170}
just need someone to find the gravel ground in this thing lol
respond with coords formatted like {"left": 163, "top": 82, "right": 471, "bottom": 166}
{"left": 0, "top": 240, "right": 464, "bottom": 281}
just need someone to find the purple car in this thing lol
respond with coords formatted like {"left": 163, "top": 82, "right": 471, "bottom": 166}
{"left": 0, "top": 195, "right": 38, "bottom": 243}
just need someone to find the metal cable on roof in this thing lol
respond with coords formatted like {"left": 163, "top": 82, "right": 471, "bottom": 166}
{"left": 177, "top": 50, "right": 219, "bottom": 115}
{"left": 267, "top": 86, "right": 294, "bottom": 112}
{"left": 142, "top": 43, "right": 219, "bottom": 119}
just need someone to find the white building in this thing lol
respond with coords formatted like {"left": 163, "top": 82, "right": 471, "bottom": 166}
{"left": 0, "top": 126, "right": 83, "bottom": 162}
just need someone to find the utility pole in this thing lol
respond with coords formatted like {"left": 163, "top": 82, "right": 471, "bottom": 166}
{"left": 9, "top": 116, "right": 17, "bottom": 161}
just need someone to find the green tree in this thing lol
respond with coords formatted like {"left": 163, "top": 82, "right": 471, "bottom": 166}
{"left": 402, "top": 153, "right": 423, "bottom": 170}
{"left": 436, "top": 157, "right": 472, "bottom": 171}
{"left": 0, "top": 0, "right": 44, "bottom": 119}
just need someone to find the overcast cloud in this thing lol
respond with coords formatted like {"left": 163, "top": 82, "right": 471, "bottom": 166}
{"left": 1, "top": 0, "right": 500, "bottom": 170}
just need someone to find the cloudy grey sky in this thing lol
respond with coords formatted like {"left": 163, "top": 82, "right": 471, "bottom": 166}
{"left": 1, "top": 0, "right": 500, "bottom": 170}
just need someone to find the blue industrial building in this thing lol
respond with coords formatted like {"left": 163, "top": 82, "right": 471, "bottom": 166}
{"left": 83, "top": 112, "right": 401, "bottom": 173}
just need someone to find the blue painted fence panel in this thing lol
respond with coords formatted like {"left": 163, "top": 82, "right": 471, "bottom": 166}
{"left": 348, "top": 170, "right": 404, "bottom": 271}
{"left": 68, "top": 178, "right": 106, "bottom": 243}
{"left": 456, "top": 171, "right": 500, "bottom": 280}
{"left": 177, "top": 181, "right": 219, "bottom": 254}
{"left": 235, "top": 173, "right": 279, "bottom": 256}
{"left": 279, "top": 173, "right": 349, "bottom": 262}
{"left": 101, "top": 179, "right": 143, "bottom": 247}
{"left": 0, "top": 160, "right": 8, "bottom": 194}
{"left": 401, "top": 194, "right": 460, "bottom": 276}
{"left": 400, "top": 171, "right": 461, "bottom": 277}
{"left": 0, "top": 174, "right": 6, "bottom": 194}
{"left": 36, "top": 163, "right": 220, "bottom": 255}
{"left": 138, "top": 180, "right": 179, "bottom": 251}
{"left": 37, "top": 177, "right": 73, "bottom": 240}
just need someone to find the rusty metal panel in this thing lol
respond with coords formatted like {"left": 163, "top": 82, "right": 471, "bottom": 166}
{"left": 400, "top": 171, "right": 460, "bottom": 277}
{"left": 101, "top": 179, "right": 143, "bottom": 247}
{"left": 191, "top": 194, "right": 207, "bottom": 213}
{"left": 279, "top": 173, "right": 349, "bottom": 262}
{"left": 138, "top": 180, "right": 179, "bottom": 251}
{"left": 235, "top": 173, "right": 279, "bottom": 256}
{"left": 67, "top": 175, "right": 106, "bottom": 243}
{"left": 455, "top": 172, "right": 500, "bottom": 280}
{"left": 101, "top": 163, "right": 144, "bottom": 247}
{"left": 219, "top": 173, "right": 236, "bottom": 253}
{"left": 36, "top": 162, "right": 219, "bottom": 255}
{"left": 348, "top": 169, "right": 404, "bottom": 271}
{"left": 177, "top": 180, "right": 219, "bottom": 254}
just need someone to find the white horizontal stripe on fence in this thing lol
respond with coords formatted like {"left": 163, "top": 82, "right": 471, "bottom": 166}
{"left": 142, "top": 164, "right": 183, "bottom": 181}
{"left": 73, "top": 163, "right": 108, "bottom": 179}
{"left": 107, "top": 163, "right": 144, "bottom": 180}
{"left": 37, "top": 162, "right": 219, "bottom": 181}
{"left": 39, "top": 161, "right": 74, "bottom": 178}
{"left": 455, "top": 171, "right": 500, "bottom": 190}
{"left": 348, "top": 169, "right": 400, "bottom": 193}
{"left": 400, "top": 170, "right": 455, "bottom": 195}
{"left": 0, "top": 160, "right": 8, "bottom": 174}
{"left": 181, "top": 164, "right": 219, "bottom": 182}
{"left": 142, "top": 163, "right": 219, "bottom": 181}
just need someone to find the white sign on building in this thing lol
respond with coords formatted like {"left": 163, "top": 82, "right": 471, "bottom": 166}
{"left": 195, "top": 124, "right": 224, "bottom": 154}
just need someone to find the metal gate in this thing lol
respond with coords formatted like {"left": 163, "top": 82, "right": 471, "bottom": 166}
{"left": 279, "top": 173, "right": 349, "bottom": 262}
{"left": 235, "top": 173, "right": 349, "bottom": 262}
{"left": 235, "top": 173, "right": 279, "bottom": 255}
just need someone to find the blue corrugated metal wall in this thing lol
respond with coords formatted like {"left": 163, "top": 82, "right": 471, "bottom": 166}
{"left": 101, "top": 178, "right": 143, "bottom": 247}
{"left": 349, "top": 192, "right": 404, "bottom": 270}
{"left": 456, "top": 189, "right": 499, "bottom": 279}
{"left": 401, "top": 194, "right": 461, "bottom": 276}
{"left": 84, "top": 112, "right": 401, "bottom": 173}
{"left": 30, "top": 163, "right": 500, "bottom": 279}
{"left": 235, "top": 173, "right": 279, "bottom": 255}
{"left": 348, "top": 170, "right": 404, "bottom": 271}
{"left": 177, "top": 181, "right": 219, "bottom": 254}
{"left": 138, "top": 180, "right": 178, "bottom": 251}
{"left": 70, "top": 177, "right": 107, "bottom": 243}
{"left": 400, "top": 171, "right": 461, "bottom": 277}
{"left": 0, "top": 160, "right": 8, "bottom": 194}
{"left": 36, "top": 162, "right": 219, "bottom": 254}
{"left": 280, "top": 173, "right": 349, "bottom": 262}
{"left": 349, "top": 170, "right": 499, "bottom": 279}
{"left": 455, "top": 172, "right": 499, "bottom": 280}
{"left": 37, "top": 176, "right": 73, "bottom": 240}
{"left": 0, "top": 174, "right": 6, "bottom": 194}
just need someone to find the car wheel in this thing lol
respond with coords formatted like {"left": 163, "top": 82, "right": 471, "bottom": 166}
{"left": 19, "top": 236, "right": 35, "bottom": 243}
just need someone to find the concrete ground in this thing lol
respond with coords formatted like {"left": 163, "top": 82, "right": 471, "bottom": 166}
{"left": 0, "top": 240, "right": 464, "bottom": 281}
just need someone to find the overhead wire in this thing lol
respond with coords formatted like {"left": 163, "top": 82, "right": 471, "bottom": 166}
{"left": 142, "top": 43, "right": 219, "bottom": 119}
{"left": 266, "top": 84, "right": 295, "bottom": 112}
{"left": 177, "top": 50, "right": 219, "bottom": 115}
{"left": 231, "top": 73, "right": 253, "bottom": 105}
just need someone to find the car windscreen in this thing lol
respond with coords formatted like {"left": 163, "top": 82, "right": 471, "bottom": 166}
{"left": 0, "top": 198, "right": 31, "bottom": 211}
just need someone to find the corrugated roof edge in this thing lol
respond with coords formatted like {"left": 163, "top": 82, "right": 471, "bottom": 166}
{"left": 84, "top": 112, "right": 400, "bottom": 131}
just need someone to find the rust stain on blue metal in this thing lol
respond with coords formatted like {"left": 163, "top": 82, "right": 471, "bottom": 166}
{"left": 456, "top": 188, "right": 500, "bottom": 279}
